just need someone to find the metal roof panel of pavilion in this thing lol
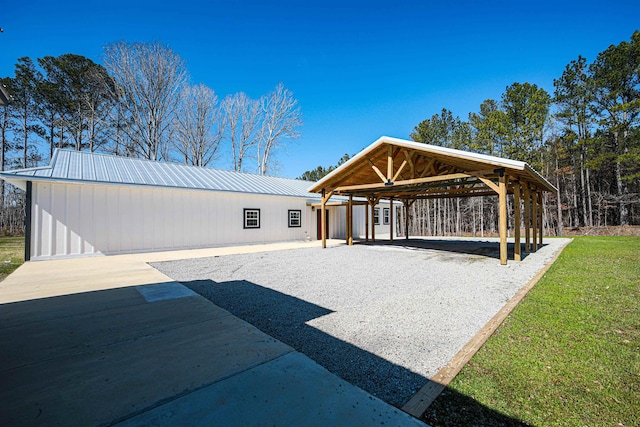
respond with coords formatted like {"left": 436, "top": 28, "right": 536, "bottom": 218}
{"left": 0, "top": 149, "right": 323, "bottom": 200}
{"left": 307, "top": 136, "right": 557, "bottom": 198}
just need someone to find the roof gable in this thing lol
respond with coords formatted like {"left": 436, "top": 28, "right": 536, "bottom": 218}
{"left": 308, "top": 136, "right": 556, "bottom": 197}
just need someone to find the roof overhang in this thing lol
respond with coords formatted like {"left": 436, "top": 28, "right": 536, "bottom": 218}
{"left": 307, "top": 136, "right": 557, "bottom": 199}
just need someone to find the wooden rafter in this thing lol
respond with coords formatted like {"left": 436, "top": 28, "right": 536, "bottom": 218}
{"left": 368, "top": 159, "right": 387, "bottom": 183}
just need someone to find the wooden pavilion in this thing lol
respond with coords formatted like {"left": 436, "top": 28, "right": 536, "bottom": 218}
{"left": 307, "top": 136, "right": 557, "bottom": 265}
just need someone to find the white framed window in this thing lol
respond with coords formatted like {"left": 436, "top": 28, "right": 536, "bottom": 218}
{"left": 243, "top": 208, "right": 260, "bottom": 229}
{"left": 374, "top": 208, "right": 380, "bottom": 225}
{"left": 288, "top": 210, "right": 301, "bottom": 228}
{"left": 383, "top": 208, "right": 390, "bottom": 225}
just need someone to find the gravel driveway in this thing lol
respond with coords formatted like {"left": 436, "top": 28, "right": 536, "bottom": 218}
{"left": 151, "top": 237, "right": 571, "bottom": 407}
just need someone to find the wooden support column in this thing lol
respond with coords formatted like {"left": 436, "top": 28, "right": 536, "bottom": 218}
{"left": 523, "top": 184, "right": 531, "bottom": 253}
{"left": 514, "top": 182, "right": 522, "bottom": 262}
{"left": 371, "top": 201, "right": 376, "bottom": 242}
{"left": 368, "top": 196, "right": 379, "bottom": 242}
{"left": 499, "top": 172, "right": 508, "bottom": 265}
{"left": 538, "top": 191, "right": 543, "bottom": 247}
{"left": 404, "top": 199, "right": 410, "bottom": 240}
{"left": 532, "top": 188, "right": 538, "bottom": 251}
{"left": 348, "top": 195, "right": 353, "bottom": 246}
{"left": 365, "top": 203, "right": 369, "bottom": 242}
{"left": 320, "top": 189, "right": 333, "bottom": 249}
{"left": 321, "top": 189, "right": 327, "bottom": 249}
{"left": 389, "top": 197, "right": 394, "bottom": 241}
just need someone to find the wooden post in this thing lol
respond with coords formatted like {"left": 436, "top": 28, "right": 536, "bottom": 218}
{"left": 499, "top": 172, "right": 508, "bottom": 265}
{"left": 365, "top": 203, "right": 369, "bottom": 242}
{"left": 523, "top": 184, "right": 531, "bottom": 253}
{"left": 348, "top": 195, "right": 353, "bottom": 246}
{"left": 370, "top": 198, "right": 376, "bottom": 242}
{"left": 538, "top": 191, "right": 543, "bottom": 247}
{"left": 387, "top": 145, "right": 393, "bottom": 182}
{"left": 389, "top": 197, "right": 394, "bottom": 241}
{"left": 371, "top": 204, "right": 376, "bottom": 242}
{"left": 514, "top": 182, "right": 521, "bottom": 262}
{"left": 321, "top": 189, "right": 327, "bottom": 249}
{"left": 532, "top": 188, "right": 538, "bottom": 252}
{"left": 404, "top": 199, "right": 410, "bottom": 240}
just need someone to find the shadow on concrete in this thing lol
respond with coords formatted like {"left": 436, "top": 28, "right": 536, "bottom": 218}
{"left": 358, "top": 238, "right": 546, "bottom": 261}
{"left": 0, "top": 282, "right": 291, "bottom": 425}
{"left": 423, "top": 385, "right": 533, "bottom": 426}
{"left": 183, "top": 276, "right": 533, "bottom": 427}
{"left": 183, "top": 278, "right": 426, "bottom": 407}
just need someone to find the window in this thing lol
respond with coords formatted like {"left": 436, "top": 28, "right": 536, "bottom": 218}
{"left": 243, "top": 208, "right": 260, "bottom": 229}
{"left": 374, "top": 208, "right": 380, "bottom": 225}
{"left": 288, "top": 210, "right": 301, "bottom": 228}
{"left": 383, "top": 208, "right": 390, "bottom": 225}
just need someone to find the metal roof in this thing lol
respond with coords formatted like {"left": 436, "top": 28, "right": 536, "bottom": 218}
{"left": 0, "top": 149, "right": 322, "bottom": 199}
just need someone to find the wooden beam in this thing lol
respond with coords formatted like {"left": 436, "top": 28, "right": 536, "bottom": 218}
{"left": 387, "top": 145, "right": 394, "bottom": 180}
{"left": 365, "top": 202, "right": 369, "bottom": 242}
{"left": 404, "top": 199, "right": 410, "bottom": 240}
{"left": 406, "top": 150, "right": 416, "bottom": 179}
{"left": 348, "top": 195, "right": 353, "bottom": 246}
{"left": 366, "top": 194, "right": 382, "bottom": 244}
{"left": 321, "top": 189, "right": 327, "bottom": 249}
{"left": 514, "top": 182, "right": 521, "bottom": 262}
{"left": 499, "top": 172, "right": 508, "bottom": 265}
{"left": 532, "top": 188, "right": 538, "bottom": 251}
{"left": 368, "top": 159, "right": 387, "bottom": 183}
{"left": 334, "top": 172, "right": 478, "bottom": 193}
{"left": 538, "top": 191, "right": 543, "bottom": 247}
{"left": 477, "top": 175, "right": 499, "bottom": 193}
{"left": 371, "top": 198, "right": 376, "bottom": 242}
{"left": 392, "top": 159, "right": 408, "bottom": 182}
{"left": 523, "top": 183, "right": 531, "bottom": 253}
{"left": 418, "top": 157, "right": 436, "bottom": 178}
{"left": 389, "top": 197, "right": 394, "bottom": 241}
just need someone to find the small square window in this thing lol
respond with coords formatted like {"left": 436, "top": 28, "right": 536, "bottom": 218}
{"left": 374, "top": 208, "right": 380, "bottom": 225}
{"left": 383, "top": 208, "right": 390, "bottom": 225}
{"left": 244, "top": 208, "right": 260, "bottom": 229}
{"left": 288, "top": 210, "right": 301, "bottom": 228}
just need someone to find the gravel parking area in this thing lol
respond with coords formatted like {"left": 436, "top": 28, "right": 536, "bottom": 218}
{"left": 151, "top": 237, "right": 571, "bottom": 407}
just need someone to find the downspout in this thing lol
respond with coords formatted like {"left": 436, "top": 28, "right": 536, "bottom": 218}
{"left": 24, "top": 181, "right": 32, "bottom": 261}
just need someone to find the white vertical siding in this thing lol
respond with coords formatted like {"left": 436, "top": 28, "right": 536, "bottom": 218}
{"left": 30, "top": 182, "right": 317, "bottom": 259}
{"left": 324, "top": 202, "right": 396, "bottom": 241}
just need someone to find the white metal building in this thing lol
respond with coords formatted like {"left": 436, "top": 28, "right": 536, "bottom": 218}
{"left": 0, "top": 150, "right": 396, "bottom": 260}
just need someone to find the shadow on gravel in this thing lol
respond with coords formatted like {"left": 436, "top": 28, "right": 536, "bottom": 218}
{"left": 182, "top": 278, "right": 427, "bottom": 408}
{"left": 363, "top": 238, "right": 546, "bottom": 261}
{"left": 423, "top": 386, "right": 532, "bottom": 426}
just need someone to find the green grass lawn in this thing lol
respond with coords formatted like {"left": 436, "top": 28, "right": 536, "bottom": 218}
{"left": 424, "top": 236, "right": 640, "bottom": 426}
{"left": 0, "top": 236, "right": 25, "bottom": 282}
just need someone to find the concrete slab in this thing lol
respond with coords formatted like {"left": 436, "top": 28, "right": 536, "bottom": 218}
{"left": 0, "top": 240, "right": 425, "bottom": 426}
{"left": 135, "top": 281, "right": 198, "bottom": 302}
{"left": 0, "top": 287, "right": 230, "bottom": 369}
{"left": 0, "top": 292, "right": 292, "bottom": 426}
{"left": 117, "top": 352, "right": 425, "bottom": 427}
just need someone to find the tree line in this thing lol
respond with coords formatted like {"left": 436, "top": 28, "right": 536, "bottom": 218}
{"left": 302, "top": 31, "right": 639, "bottom": 235}
{"left": 0, "top": 41, "right": 302, "bottom": 234}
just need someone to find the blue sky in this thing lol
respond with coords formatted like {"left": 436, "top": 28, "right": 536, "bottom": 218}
{"left": 2, "top": 0, "right": 639, "bottom": 178}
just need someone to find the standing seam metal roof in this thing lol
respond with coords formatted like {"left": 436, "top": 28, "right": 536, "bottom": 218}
{"left": 0, "top": 149, "right": 324, "bottom": 199}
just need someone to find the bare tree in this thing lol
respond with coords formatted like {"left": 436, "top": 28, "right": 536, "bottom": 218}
{"left": 174, "top": 84, "right": 225, "bottom": 167}
{"left": 103, "top": 41, "right": 187, "bottom": 160}
{"left": 221, "top": 92, "right": 261, "bottom": 172}
{"left": 257, "top": 83, "right": 302, "bottom": 175}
